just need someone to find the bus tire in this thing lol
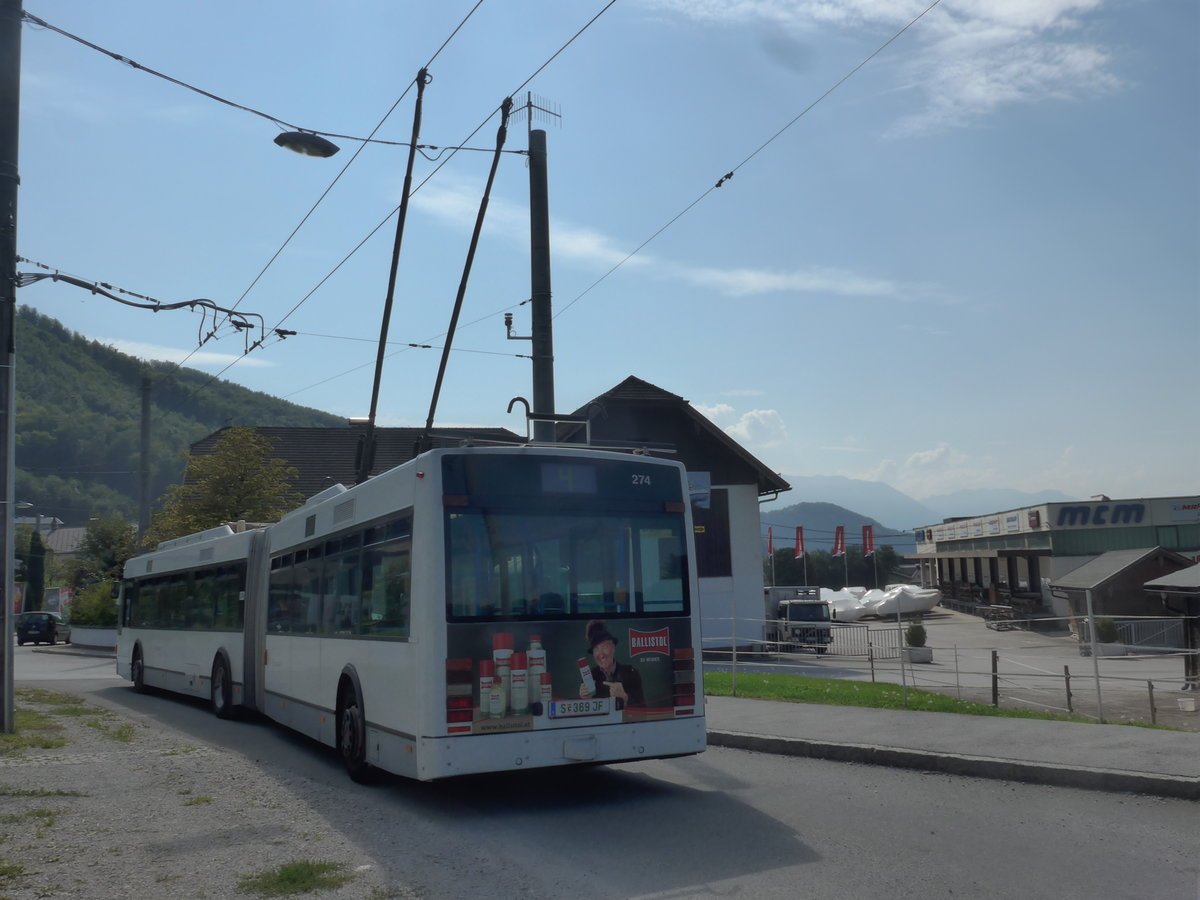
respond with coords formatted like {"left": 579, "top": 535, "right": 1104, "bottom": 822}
{"left": 131, "top": 648, "right": 146, "bottom": 693}
{"left": 337, "top": 683, "right": 372, "bottom": 783}
{"left": 210, "top": 655, "right": 234, "bottom": 719}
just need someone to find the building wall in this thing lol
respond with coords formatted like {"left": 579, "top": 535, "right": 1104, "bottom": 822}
{"left": 697, "top": 483, "right": 764, "bottom": 650}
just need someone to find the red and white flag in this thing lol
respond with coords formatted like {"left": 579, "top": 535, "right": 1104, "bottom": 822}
{"left": 767, "top": 526, "right": 774, "bottom": 556}
{"left": 832, "top": 525, "right": 846, "bottom": 557}
{"left": 862, "top": 525, "right": 875, "bottom": 557}
{"left": 794, "top": 526, "right": 805, "bottom": 559}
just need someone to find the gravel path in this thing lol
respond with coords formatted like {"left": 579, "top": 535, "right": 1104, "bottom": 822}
{"left": 0, "top": 689, "right": 416, "bottom": 900}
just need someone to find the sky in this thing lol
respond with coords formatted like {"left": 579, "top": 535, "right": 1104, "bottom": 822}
{"left": 14, "top": 0, "right": 1199, "bottom": 504}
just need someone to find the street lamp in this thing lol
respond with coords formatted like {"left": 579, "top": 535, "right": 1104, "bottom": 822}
{"left": 273, "top": 131, "right": 340, "bottom": 158}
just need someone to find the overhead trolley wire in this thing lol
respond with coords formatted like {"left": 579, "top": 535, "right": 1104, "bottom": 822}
{"left": 271, "top": 0, "right": 621, "bottom": 401}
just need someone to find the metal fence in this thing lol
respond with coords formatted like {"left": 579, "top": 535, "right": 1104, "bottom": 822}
{"left": 703, "top": 610, "right": 1199, "bottom": 728}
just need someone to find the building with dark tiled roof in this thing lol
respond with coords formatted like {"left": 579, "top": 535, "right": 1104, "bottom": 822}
{"left": 188, "top": 426, "right": 523, "bottom": 500}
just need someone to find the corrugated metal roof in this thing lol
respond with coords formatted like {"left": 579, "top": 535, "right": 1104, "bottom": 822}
{"left": 1145, "top": 563, "right": 1200, "bottom": 593}
{"left": 1052, "top": 547, "right": 1191, "bottom": 590}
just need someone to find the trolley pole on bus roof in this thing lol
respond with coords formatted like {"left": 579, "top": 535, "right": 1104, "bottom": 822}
{"left": 0, "top": 0, "right": 22, "bottom": 734}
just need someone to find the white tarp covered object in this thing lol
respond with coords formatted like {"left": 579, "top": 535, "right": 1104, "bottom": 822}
{"left": 821, "top": 588, "right": 869, "bottom": 622}
{"left": 822, "top": 585, "right": 942, "bottom": 620}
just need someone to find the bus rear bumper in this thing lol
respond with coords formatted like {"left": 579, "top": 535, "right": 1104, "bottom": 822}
{"left": 403, "top": 716, "right": 707, "bottom": 781}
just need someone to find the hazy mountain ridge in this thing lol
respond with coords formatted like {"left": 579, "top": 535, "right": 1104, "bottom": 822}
{"left": 763, "top": 474, "right": 1078, "bottom": 533}
{"left": 919, "top": 487, "right": 1079, "bottom": 520}
{"left": 760, "top": 501, "right": 916, "bottom": 555}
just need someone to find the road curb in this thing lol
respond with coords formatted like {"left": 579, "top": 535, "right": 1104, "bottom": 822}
{"left": 707, "top": 729, "right": 1200, "bottom": 801}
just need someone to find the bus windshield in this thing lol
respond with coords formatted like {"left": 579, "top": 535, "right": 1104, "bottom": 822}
{"left": 446, "top": 509, "right": 689, "bottom": 620}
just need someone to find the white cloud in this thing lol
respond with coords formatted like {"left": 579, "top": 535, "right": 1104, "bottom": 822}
{"left": 724, "top": 408, "right": 789, "bottom": 447}
{"left": 639, "top": 0, "right": 1119, "bottom": 135}
{"left": 693, "top": 402, "right": 737, "bottom": 422}
{"left": 669, "top": 263, "right": 896, "bottom": 298}
{"left": 105, "top": 339, "right": 275, "bottom": 368}
{"left": 414, "top": 177, "right": 909, "bottom": 300}
{"left": 905, "top": 442, "right": 969, "bottom": 469}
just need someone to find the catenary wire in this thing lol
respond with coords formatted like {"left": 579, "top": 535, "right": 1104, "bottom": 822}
{"left": 19, "top": 10, "right": 510, "bottom": 156}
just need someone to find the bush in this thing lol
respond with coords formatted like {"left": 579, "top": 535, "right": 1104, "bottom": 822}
{"left": 904, "top": 618, "right": 927, "bottom": 648}
{"left": 69, "top": 581, "right": 118, "bottom": 627}
{"left": 1094, "top": 617, "right": 1120, "bottom": 644}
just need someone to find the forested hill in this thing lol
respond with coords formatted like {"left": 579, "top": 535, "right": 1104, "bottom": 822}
{"left": 15, "top": 306, "right": 343, "bottom": 526}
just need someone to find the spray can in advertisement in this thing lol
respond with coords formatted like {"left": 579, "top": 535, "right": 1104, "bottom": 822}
{"left": 478, "top": 659, "right": 495, "bottom": 719}
{"left": 493, "top": 633, "right": 513, "bottom": 715}
{"left": 487, "top": 677, "right": 504, "bottom": 718}
{"left": 527, "top": 635, "right": 546, "bottom": 681}
{"left": 509, "top": 651, "right": 529, "bottom": 715}
{"left": 578, "top": 657, "right": 596, "bottom": 697}
{"left": 539, "top": 671, "right": 552, "bottom": 711}
{"left": 527, "top": 636, "right": 547, "bottom": 714}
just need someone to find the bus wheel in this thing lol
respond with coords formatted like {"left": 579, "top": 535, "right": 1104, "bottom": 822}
{"left": 337, "top": 686, "right": 372, "bottom": 783}
{"left": 210, "top": 657, "right": 234, "bottom": 719}
{"left": 131, "top": 650, "right": 146, "bottom": 693}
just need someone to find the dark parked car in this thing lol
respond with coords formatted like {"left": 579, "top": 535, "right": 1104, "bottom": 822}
{"left": 16, "top": 611, "right": 71, "bottom": 646}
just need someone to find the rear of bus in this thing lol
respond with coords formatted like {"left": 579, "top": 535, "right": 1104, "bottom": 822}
{"left": 418, "top": 447, "right": 706, "bottom": 779}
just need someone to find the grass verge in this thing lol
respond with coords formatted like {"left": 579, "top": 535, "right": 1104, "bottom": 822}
{"left": 237, "top": 860, "right": 354, "bottom": 897}
{"left": 703, "top": 671, "right": 1099, "bottom": 723}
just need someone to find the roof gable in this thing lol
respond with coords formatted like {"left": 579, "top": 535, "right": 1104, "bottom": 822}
{"left": 567, "top": 376, "right": 789, "bottom": 496}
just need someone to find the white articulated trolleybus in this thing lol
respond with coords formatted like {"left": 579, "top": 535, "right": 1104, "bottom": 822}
{"left": 118, "top": 445, "right": 706, "bottom": 781}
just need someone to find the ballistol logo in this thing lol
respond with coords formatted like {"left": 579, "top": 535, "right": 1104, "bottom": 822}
{"left": 628, "top": 627, "right": 670, "bottom": 656}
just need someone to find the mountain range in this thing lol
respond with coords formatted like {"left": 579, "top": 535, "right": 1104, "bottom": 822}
{"left": 761, "top": 474, "right": 1077, "bottom": 532}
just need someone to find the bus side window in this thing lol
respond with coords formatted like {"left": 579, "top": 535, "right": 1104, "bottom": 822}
{"left": 361, "top": 540, "right": 410, "bottom": 638}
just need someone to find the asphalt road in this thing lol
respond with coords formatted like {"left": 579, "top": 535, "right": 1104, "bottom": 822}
{"left": 8, "top": 643, "right": 1197, "bottom": 899}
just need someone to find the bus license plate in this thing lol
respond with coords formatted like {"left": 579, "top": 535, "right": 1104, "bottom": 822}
{"left": 548, "top": 698, "right": 611, "bottom": 718}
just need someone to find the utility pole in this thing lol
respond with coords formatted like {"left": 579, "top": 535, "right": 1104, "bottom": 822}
{"left": 138, "top": 372, "right": 151, "bottom": 543}
{"left": 0, "top": 0, "right": 21, "bottom": 734}
{"left": 528, "top": 128, "right": 555, "bottom": 443}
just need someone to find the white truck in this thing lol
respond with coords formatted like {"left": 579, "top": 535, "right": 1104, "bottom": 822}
{"left": 764, "top": 586, "right": 832, "bottom": 654}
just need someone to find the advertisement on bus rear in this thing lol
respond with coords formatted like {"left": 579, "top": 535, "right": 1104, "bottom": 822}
{"left": 445, "top": 617, "right": 697, "bottom": 735}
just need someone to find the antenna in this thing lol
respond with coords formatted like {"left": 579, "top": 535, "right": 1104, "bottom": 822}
{"left": 516, "top": 92, "right": 562, "bottom": 138}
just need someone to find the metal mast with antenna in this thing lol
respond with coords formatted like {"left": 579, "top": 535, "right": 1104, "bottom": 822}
{"left": 511, "top": 93, "right": 560, "bottom": 443}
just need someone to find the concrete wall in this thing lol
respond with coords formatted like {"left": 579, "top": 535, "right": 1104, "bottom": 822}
{"left": 698, "top": 482, "right": 764, "bottom": 651}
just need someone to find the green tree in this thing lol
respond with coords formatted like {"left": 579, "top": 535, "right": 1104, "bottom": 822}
{"left": 70, "top": 580, "right": 119, "bottom": 627}
{"left": 25, "top": 530, "right": 46, "bottom": 612}
{"left": 76, "top": 516, "right": 139, "bottom": 587}
{"left": 144, "top": 427, "right": 302, "bottom": 547}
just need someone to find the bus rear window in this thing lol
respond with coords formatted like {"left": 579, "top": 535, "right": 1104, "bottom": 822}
{"left": 446, "top": 509, "right": 689, "bottom": 620}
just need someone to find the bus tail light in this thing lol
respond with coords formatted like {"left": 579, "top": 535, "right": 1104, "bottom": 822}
{"left": 446, "top": 658, "right": 474, "bottom": 734}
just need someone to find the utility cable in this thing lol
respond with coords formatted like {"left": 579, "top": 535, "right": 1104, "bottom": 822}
{"left": 267, "top": 1, "right": 619, "bottom": 401}
{"left": 20, "top": 10, "right": 508, "bottom": 155}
